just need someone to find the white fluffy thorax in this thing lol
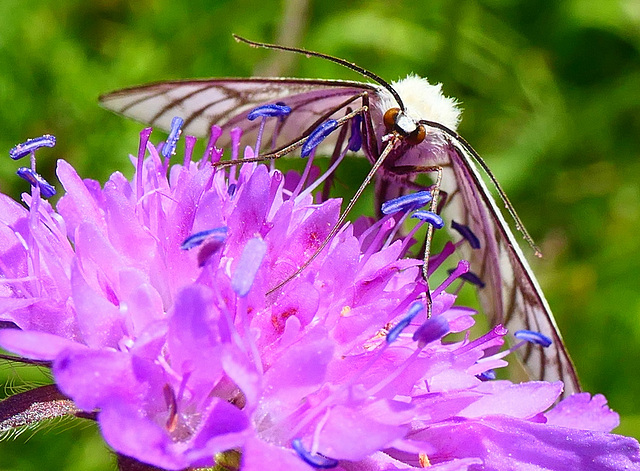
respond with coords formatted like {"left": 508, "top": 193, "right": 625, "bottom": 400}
{"left": 377, "top": 74, "right": 461, "bottom": 131}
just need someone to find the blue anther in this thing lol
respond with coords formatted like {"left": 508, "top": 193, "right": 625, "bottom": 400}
{"left": 514, "top": 330, "right": 552, "bottom": 348}
{"left": 380, "top": 191, "right": 432, "bottom": 215}
{"left": 162, "top": 116, "right": 184, "bottom": 159}
{"left": 411, "top": 210, "right": 444, "bottom": 229}
{"left": 476, "top": 369, "right": 497, "bottom": 381}
{"left": 16, "top": 168, "right": 56, "bottom": 198}
{"left": 412, "top": 315, "right": 450, "bottom": 344}
{"left": 180, "top": 227, "right": 228, "bottom": 250}
{"left": 386, "top": 302, "right": 424, "bottom": 343}
{"left": 10, "top": 135, "right": 56, "bottom": 160}
{"left": 451, "top": 220, "right": 481, "bottom": 249}
{"left": 301, "top": 120, "right": 339, "bottom": 158}
{"left": 348, "top": 114, "right": 362, "bottom": 152}
{"left": 291, "top": 439, "right": 339, "bottom": 469}
{"left": 247, "top": 103, "right": 291, "bottom": 121}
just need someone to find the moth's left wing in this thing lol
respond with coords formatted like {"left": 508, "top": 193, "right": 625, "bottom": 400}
{"left": 100, "top": 77, "right": 374, "bottom": 150}
{"left": 442, "top": 143, "right": 581, "bottom": 395}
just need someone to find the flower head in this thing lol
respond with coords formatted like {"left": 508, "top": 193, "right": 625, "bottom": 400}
{"left": 0, "top": 118, "right": 638, "bottom": 471}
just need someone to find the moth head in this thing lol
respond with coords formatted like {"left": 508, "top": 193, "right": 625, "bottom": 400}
{"left": 381, "top": 75, "right": 461, "bottom": 132}
{"left": 383, "top": 107, "right": 426, "bottom": 145}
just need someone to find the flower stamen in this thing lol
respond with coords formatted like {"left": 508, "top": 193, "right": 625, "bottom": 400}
{"left": 432, "top": 260, "right": 470, "bottom": 298}
{"left": 162, "top": 116, "right": 184, "bottom": 159}
{"left": 203, "top": 124, "right": 223, "bottom": 165}
{"left": 514, "top": 329, "right": 553, "bottom": 348}
{"left": 16, "top": 168, "right": 56, "bottom": 198}
{"left": 9, "top": 134, "right": 56, "bottom": 161}
{"left": 301, "top": 120, "right": 339, "bottom": 158}
{"left": 291, "top": 438, "right": 339, "bottom": 469}
{"left": 381, "top": 191, "right": 432, "bottom": 215}
{"left": 451, "top": 220, "right": 481, "bottom": 249}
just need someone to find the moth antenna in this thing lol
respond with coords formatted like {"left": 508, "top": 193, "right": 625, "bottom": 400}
{"left": 233, "top": 34, "right": 406, "bottom": 111}
{"left": 419, "top": 119, "right": 542, "bottom": 257}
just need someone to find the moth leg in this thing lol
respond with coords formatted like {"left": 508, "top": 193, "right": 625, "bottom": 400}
{"left": 382, "top": 164, "right": 446, "bottom": 317}
{"left": 267, "top": 133, "right": 401, "bottom": 296}
{"left": 421, "top": 166, "right": 443, "bottom": 285}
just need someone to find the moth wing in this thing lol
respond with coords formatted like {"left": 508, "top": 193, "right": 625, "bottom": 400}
{"left": 442, "top": 143, "right": 581, "bottom": 395}
{"left": 100, "top": 77, "right": 374, "bottom": 149}
{"left": 372, "top": 130, "right": 580, "bottom": 395}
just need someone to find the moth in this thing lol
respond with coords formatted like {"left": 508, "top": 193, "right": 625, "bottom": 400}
{"left": 100, "top": 36, "right": 580, "bottom": 395}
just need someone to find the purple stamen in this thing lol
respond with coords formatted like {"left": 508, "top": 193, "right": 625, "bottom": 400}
{"left": 348, "top": 114, "right": 362, "bottom": 152}
{"left": 227, "top": 127, "right": 243, "bottom": 183}
{"left": 361, "top": 217, "right": 396, "bottom": 265}
{"left": 203, "top": 125, "right": 223, "bottom": 164}
{"left": 162, "top": 117, "right": 184, "bottom": 159}
{"left": 426, "top": 241, "right": 456, "bottom": 276}
{"left": 411, "top": 210, "right": 444, "bottom": 229}
{"left": 398, "top": 218, "right": 425, "bottom": 257}
{"left": 387, "top": 302, "right": 424, "bottom": 343}
{"left": 180, "top": 227, "right": 228, "bottom": 250}
{"left": 452, "top": 220, "right": 481, "bottom": 249}
{"left": 432, "top": 260, "right": 470, "bottom": 298}
{"left": 231, "top": 237, "right": 267, "bottom": 297}
{"left": 228, "top": 183, "right": 237, "bottom": 197}
{"left": 301, "top": 120, "right": 338, "bottom": 158}
{"left": 230, "top": 127, "right": 242, "bottom": 161}
{"left": 247, "top": 103, "right": 291, "bottom": 120}
{"left": 413, "top": 315, "right": 450, "bottom": 346}
{"left": 447, "top": 268, "right": 485, "bottom": 288}
{"left": 16, "top": 168, "right": 56, "bottom": 198}
{"left": 183, "top": 135, "right": 197, "bottom": 167}
{"left": 383, "top": 209, "right": 412, "bottom": 250}
{"left": 9, "top": 135, "right": 56, "bottom": 160}
{"left": 136, "top": 128, "right": 152, "bottom": 201}
{"left": 381, "top": 191, "right": 432, "bottom": 215}
{"left": 291, "top": 438, "right": 338, "bottom": 469}
{"left": 456, "top": 324, "right": 508, "bottom": 354}
{"left": 514, "top": 330, "right": 552, "bottom": 348}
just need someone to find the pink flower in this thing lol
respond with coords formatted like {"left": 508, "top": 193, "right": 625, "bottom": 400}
{"left": 0, "top": 122, "right": 638, "bottom": 471}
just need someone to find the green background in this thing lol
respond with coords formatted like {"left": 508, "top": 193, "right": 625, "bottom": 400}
{"left": 1, "top": 0, "right": 639, "bottom": 469}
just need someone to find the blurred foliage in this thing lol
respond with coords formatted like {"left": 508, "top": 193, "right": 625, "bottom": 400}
{"left": 1, "top": 0, "right": 639, "bottom": 468}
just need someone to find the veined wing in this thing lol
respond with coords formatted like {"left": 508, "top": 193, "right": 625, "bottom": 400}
{"left": 99, "top": 77, "right": 375, "bottom": 149}
{"left": 442, "top": 142, "right": 580, "bottom": 395}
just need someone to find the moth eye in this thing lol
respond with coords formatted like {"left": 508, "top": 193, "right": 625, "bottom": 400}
{"left": 406, "top": 124, "right": 426, "bottom": 145}
{"left": 383, "top": 107, "right": 401, "bottom": 131}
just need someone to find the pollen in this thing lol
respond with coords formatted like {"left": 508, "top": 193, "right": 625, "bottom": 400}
{"left": 340, "top": 305, "right": 351, "bottom": 316}
{"left": 419, "top": 452, "right": 431, "bottom": 467}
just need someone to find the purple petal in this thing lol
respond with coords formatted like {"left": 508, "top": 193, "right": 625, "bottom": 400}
{"left": 0, "top": 329, "right": 84, "bottom": 361}
{"left": 545, "top": 393, "right": 620, "bottom": 432}
{"left": 70, "top": 261, "right": 125, "bottom": 349}
{"left": 52, "top": 349, "right": 159, "bottom": 411}
{"left": 411, "top": 415, "right": 640, "bottom": 470}
{"left": 56, "top": 159, "right": 106, "bottom": 240}
{"left": 243, "top": 437, "right": 311, "bottom": 471}
{"left": 232, "top": 237, "right": 267, "bottom": 297}
{"left": 316, "top": 405, "right": 407, "bottom": 461}
{"left": 459, "top": 381, "right": 562, "bottom": 419}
